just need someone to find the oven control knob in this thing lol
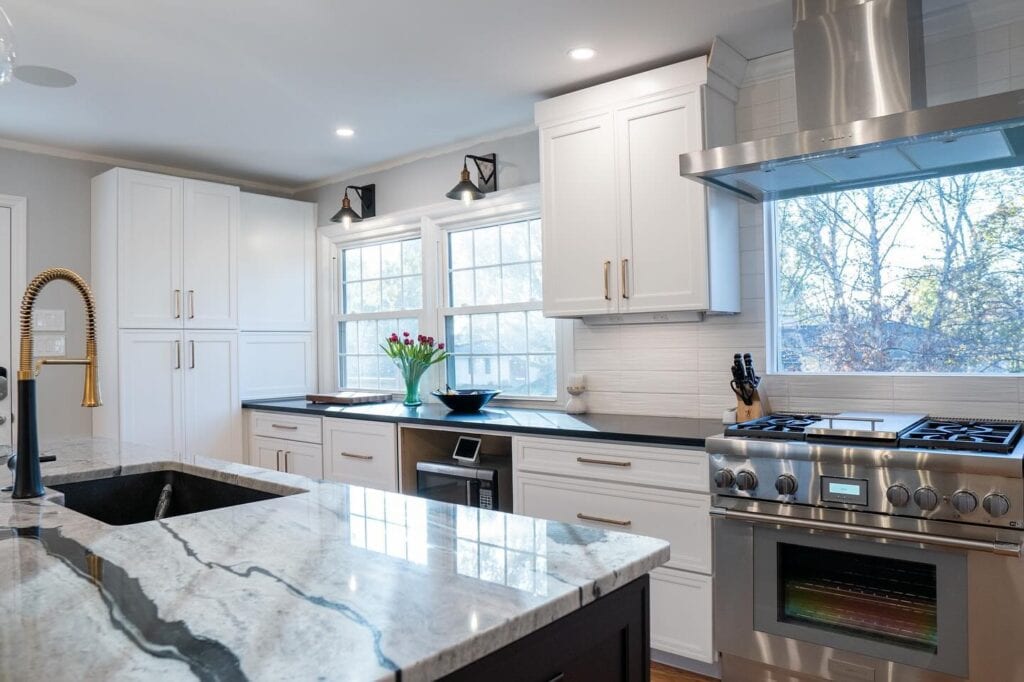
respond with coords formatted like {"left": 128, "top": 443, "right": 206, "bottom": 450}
{"left": 775, "top": 474, "right": 798, "bottom": 496}
{"left": 984, "top": 493, "right": 1011, "bottom": 518}
{"left": 951, "top": 490, "right": 978, "bottom": 514}
{"left": 713, "top": 469, "right": 735, "bottom": 488}
{"left": 886, "top": 484, "right": 910, "bottom": 508}
{"left": 913, "top": 487, "right": 940, "bottom": 511}
{"left": 736, "top": 470, "right": 758, "bottom": 491}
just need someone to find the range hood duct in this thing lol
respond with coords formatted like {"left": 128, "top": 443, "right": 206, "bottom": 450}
{"left": 680, "top": 0, "right": 1024, "bottom": 202}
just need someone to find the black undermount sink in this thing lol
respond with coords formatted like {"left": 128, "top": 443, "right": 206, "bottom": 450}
{"left": 50, "top": 469, "right": 296, "bottom": 526}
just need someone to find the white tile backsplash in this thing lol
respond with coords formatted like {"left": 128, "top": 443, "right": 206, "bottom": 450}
{"left": 568, "top": 9, "right": 1024, "bottom": 419}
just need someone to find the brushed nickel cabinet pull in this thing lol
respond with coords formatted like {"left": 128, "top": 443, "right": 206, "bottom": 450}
{"left": 174, "top": 289, "right": 182, "bottom": 319}
{"left": 576, "top": 456, "right": 631, "bottom": 467}
{"left": 576, "top": 512, "right": 632, "bottom": 527}
{"left": 275, "top": 449, "right": 282, "bottom": 470}
{"left": 603, "top": 260, "right": 611, "bottom": 300}
{"left": 621, "top": 258, "right": 629, "bottom": 299}
{"left": 284, "top": 451, "right": 290, "bottom": 471}
{"left": 174, "top": 340, "right": 181, "bottom": 370}
{"left": 271, "top": 423, "right": 299, "bottom": 430}
{"left": 341, "top": 452, "right": 373, "bottom": 460}
{"left": 189, "top": 340, "right": 196, "bottom": 369}
{"left": 188, "top": 290, "right": 195, "bottom": 319}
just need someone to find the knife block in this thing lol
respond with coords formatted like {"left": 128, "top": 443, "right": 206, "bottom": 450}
{"left": 736, "top": 390, "right": 765, "bottom": 422}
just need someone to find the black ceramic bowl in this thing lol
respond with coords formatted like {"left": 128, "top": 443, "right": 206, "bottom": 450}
{"left": 432, "top": 389, "right": 501, "bottom": 413}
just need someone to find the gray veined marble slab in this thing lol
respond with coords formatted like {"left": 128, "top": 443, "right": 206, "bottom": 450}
{"left": 0, "top": 437, "right": 670, "bottom": 682}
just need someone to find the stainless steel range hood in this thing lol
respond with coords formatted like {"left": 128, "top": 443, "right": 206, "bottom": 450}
{"left": 680, "top": 0, "right": 1024, "bottom": 202}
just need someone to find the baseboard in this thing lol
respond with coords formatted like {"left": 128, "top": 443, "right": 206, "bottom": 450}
{"left": 652, "top": 649, "right": 722, "bottom": 679}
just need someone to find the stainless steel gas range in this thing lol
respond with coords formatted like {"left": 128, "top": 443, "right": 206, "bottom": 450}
{"left": 708, "top": 412, "right": 1024, "bottom": 682}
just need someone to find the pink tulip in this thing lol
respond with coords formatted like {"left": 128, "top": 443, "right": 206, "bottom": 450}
{"left": 437, "top": 342, "right": 445, "bottom": 350}
{"left": 402, "top": 331, "right": 410, "bottom": 337}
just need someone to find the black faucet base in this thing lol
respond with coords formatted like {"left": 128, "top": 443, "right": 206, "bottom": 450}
{"left": 13, "top": 378, "right": 44, "bottom": 499}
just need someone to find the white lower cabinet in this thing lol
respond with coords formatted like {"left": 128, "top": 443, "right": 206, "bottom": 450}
{"left": 183, "top": 331, "right": 241, "bottom": 463}
{"left": 514, "top": 436, "right": 714, "bottom": 664}
{"left": 323, "top": 420, "right": 398, "bottom": 492}
{"left": 250, "top": 435, "right": 323, "bottom": 478}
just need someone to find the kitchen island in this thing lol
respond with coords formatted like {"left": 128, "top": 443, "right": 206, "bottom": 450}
{"left": 0, "top": 438, "right": 669, "bottom": 681}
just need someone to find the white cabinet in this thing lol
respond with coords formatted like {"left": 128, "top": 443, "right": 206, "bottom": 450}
{"left": 183, "top": 181, "right": 239, "bottom": 330}
{"left": 107, "top": 169, "right": 239, "bottom": 331}
{"left": 535, "top": 57, "right": 739, "bottom": 319}
{"left": 92, "top": 168, "right": 242, "bottom": 463}
{"left": 250, "top": 435, "right": 323, "bottom": 479}
{"left": 323, "top": 419, "right": 398, "bottom": 491}
{"left": 183, "top": 331, "right": 241, "bottom": 463}
{"left": 239, "top": 193, "right": 316, "bottom": 331}
{"left": 513, "top": 435, "right": 715, "bottom": 664}
{"left": 540, "top": 114, "right": 619, "bottom": 317}
{"left": 117, "top": 330, "right": 184, "bottom": 456}
{"left": 116, "top": 171, "right": 183, "bottom": 329}
{"left": 239, "top": 332, "right": 316, "bottom": 399}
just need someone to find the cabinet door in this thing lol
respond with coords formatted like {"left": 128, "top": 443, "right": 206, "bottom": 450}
{"left": 117, "top": 170, "right": 183, "bottom": 328}
{"left": 118, "top": 330, "right": 184, "bottom": 458}
{"left": 249, "top": 435, "right": 285, "bottom": 471}
{"left": 540, "top": 114, "right": 620, "bottom": 317}
{"left": 239, "top": 193, "right": 315, "bottom": 331}
{"left": 650, "top": 568, "right": 714, "bottom": 662}
{"left": 183, "top": 331, "right": 241, "bottom": 463}
{"left": 239, "top": 332, "right": 315, "bottom": 400}
{"left": 616, "top": 90, "right": 709, "bottom": 312}
{"left": 183, "top": 180, "right": 239, "bottom": 329}
{"left": 281, "top": 440, "right": 324, "bottom": 479}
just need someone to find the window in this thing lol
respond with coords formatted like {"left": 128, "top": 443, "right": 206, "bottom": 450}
{"left": 773, "top": 167, "right": 1024, "bottom": 374}
{"left": 338, "top": 238, "right": 422, "bottom": 390}
{"left": 442, "top": 218, "right": 558, "bottom": 397}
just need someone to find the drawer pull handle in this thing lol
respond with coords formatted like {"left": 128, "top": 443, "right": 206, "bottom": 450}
{"left": 271, "top": 424, "right": 299, "bottom": 430}
{"left": 576, "top": 513, "right": 632, "bottom": 527}
{"left": 341, "top": 452, "right": 373, "bottom": 460}
{"left": 576, "top": 456, "right": 631, "bottom": 467}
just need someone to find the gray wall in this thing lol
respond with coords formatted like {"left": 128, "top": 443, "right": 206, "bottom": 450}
{"left": 297, "top": 130, "right": 540, "bottom": 224}
{"left": 0, "top": 148, "right": 109, "bottom": 438}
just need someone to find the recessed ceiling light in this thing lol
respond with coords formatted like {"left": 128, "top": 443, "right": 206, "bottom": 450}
{"left": 567, "top": 47, "right": 596, "bottom": 61}
{"left": 335, "top": 127, "right": 355, "bottom": 138}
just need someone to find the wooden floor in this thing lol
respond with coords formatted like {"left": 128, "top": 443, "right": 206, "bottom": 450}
{"left": 651, "top": 662, "right": 717, "bottom": 682}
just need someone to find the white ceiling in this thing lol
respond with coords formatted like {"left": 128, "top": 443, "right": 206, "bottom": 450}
{"left": 0, "top": 0, "right": 793, "bottom": 189}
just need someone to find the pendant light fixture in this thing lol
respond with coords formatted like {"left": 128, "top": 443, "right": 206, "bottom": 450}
{"left": 330, "top": 184, "right": 376, "bottom": 227}
{"left": 445, "top": 153, "right": 497, "bottom": 205}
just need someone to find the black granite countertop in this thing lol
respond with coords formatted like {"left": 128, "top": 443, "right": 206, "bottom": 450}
{"left": 242, "top": 398, "right": 721, "bottom": 447}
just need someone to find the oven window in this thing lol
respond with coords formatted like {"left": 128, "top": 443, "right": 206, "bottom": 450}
{"left": 778, "top": 543, "right": 937, "bottom": 652}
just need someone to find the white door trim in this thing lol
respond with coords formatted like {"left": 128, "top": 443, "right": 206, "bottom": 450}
{"left": 1, "top": 194, "right": 27, "bottom": 434}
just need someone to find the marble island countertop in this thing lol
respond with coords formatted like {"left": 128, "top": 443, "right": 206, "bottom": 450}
{"left": 0, "top": 438, "right": 670, "bottom": 681}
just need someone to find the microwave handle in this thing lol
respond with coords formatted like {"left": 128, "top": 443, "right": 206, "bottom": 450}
{"left": 711, "top": 507, "right": 1021, "bottom": 557}
{"left": 466, "top": 480, "right": 473, "bottom": 506}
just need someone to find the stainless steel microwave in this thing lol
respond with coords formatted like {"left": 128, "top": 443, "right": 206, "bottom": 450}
{"left": 415, "top": 456, "right": 512, "bottom": 513}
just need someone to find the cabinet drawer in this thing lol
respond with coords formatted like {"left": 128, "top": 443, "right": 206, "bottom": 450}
{"left": 514, "top": 436, "right": 708, "bottom": 492}
{"left": 323, "top": 419, "right": 398, "bottom": 492}
{"left": 651, "top": 568, "right": 714, "bottom": 663}
{"left": 250, "top": 410, "right": 322, "bottom": 444}
{"left": 516, "top": 473, "right": 711, "bottom": 574}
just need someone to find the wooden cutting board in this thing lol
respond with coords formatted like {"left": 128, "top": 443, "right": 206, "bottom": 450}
{"left": 306, "top": 391, "right": 392, "bottom": 405}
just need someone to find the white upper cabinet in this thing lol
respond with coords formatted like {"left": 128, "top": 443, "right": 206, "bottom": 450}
{"left": 184, "top": 180, "right": 239, "bottom": 329}
{"left": 116, "top": 170, "right": 183, "bottom": 328}
{"left": 239, "top": 193, "right": 316, "bottom": 331}
{"left": 106, "top": 168, "right": 239, "bottom": 330}
{"left": 540, "top": 114, "right": 620, "bottom": 317}
{"left": 535, "top": 57, "right": 739, "bottom": 319}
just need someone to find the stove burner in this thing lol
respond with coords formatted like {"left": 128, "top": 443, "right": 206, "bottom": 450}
{"left": 725, "top": 414, "right": 823, "bottom": 441}
{"left": 900, "top": 420, "right": 1023, "bottom": 454}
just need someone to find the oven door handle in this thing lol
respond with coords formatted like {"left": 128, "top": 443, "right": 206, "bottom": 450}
{"left": 711, "top": 507, "right": 1022, "bottom": 557}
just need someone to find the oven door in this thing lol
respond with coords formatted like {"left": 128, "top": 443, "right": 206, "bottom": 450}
{"left": 714, "top": 510, "right": 982, "bottom": 681}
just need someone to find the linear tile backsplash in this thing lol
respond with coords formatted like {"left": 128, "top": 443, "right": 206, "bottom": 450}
{"left": 572, "top": 3, "right": 1024, "bottom": 421}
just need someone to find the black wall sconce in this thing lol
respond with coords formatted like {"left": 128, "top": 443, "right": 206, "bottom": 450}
{"left": 330, "top": 184, "right": 376, "bottom": 226}
{"left": 446, "top": 153, "right": 497, "bottom": 204}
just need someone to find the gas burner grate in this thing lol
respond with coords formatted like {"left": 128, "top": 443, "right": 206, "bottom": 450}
{"left": 899, "top": 419, "right": 1023, "bottom": 454}
{"left": 725, "top": 414, "right": 824, "bottom": 441}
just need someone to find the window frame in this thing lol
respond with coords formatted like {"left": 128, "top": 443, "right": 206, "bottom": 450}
{"left": 318, "top": 184, "right": 570, "bottom": 405}
{"left": 435, "top": 211, "right": 557, "bottom": 401}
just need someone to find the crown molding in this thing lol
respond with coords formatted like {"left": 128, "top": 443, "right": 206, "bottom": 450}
{"left": 293, "top": 123, "right": 537, "bottom": 194}
{"left": 741, "top": 50, "right": 795, "bottom": 86}
{"left": 0, "top": 136, "right": 296, "bottom": 195}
